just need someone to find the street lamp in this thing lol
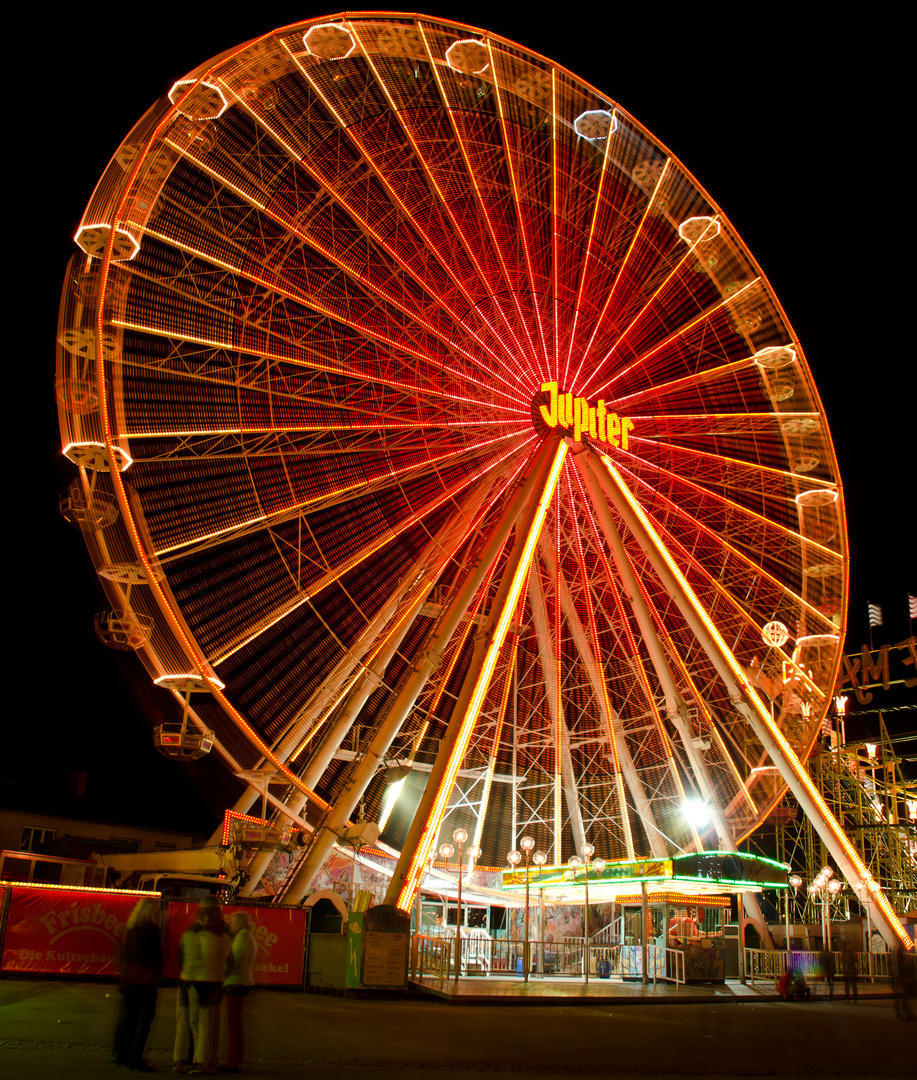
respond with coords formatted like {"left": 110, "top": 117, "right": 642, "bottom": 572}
{"left": 786, "top": 873, "right": 802, "bottom": 965}
{"left": 440, "top": 827, "right": 470, "bottom": 982}
{"left": 569, "top": 844, "right": 604, "bottom": 984}
{"left": 808, "top": 866, "right": 842, "bottom": 953}
{"left": 516, "top": 836, "right": 536, "bottom": 981}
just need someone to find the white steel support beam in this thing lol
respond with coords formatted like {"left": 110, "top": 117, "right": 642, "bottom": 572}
{"left": 590, "top": 452, "right": 910, "bottom": 949}
{"left": 385, "top": 440, "right": 569, "bottom": 910}
{"left": 577, "top": 450, "right": 774, "bottom": 942}
{"left": 576, "top": 452, "right": 715, "bottom": 840}
{"left": 220, "top": 512, "right": 475, "bottom": 860}
{"left": 527, "top": 558, "right": 587, "bottom": 857}
{"left": 283, "top": 438, "right": 561, "bottom": 905}
{"left": 543, "top": 538, "right": 660, "bottom": 858}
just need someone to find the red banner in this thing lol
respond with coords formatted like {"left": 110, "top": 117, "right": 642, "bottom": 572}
{"left": 162, "top": 902, "right": 304, "bottom": 986}
{"left": 1, "top": 886, "right": 138, "bottom": 977}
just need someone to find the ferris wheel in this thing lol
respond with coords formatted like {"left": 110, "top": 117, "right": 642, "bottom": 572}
{"left": 55, "top": 14, "right": 907, "bottom": 944}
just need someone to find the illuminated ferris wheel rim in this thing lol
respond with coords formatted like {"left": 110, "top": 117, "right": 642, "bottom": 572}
{"left": 56, "top": 11, "right": 864, "bottom": 912}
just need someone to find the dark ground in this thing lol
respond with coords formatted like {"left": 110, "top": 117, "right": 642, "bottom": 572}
{"left": 0, "top": 978, "right": 912, "bottom": 1079}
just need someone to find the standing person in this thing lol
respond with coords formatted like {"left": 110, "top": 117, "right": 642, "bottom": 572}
{"left": 819, "top": 947, "right": 835, "bottom": 1001}
{"left": 173, "top": 897, "right": 231, "bottom": 1077}
{"left": 892, "top": 945, "right": 915, "bottom": 1022}
{"left": 114, "top": 898, "right": 163, "bottom": 1072}
{"left": 842, "top": 942, "right": 859, "bottom": 1002}
{"left": 222, "top": 912, "right": 258, "bottom": 1073}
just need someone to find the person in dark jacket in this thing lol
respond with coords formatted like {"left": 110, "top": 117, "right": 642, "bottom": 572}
{"left": 114, "top": 898, "right": 163, "bottom": 1072}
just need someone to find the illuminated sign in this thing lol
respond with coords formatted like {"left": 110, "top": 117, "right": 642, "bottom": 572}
{"left": 534, "top": 382, "right": 634, "bottom": 447}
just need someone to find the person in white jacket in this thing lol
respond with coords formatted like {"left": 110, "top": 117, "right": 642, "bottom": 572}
{"left": 173, "top": 898, "right": 231, "bottom": 1076}
{"left": 222, "top": 912, "right": 257, "bottom": 1073}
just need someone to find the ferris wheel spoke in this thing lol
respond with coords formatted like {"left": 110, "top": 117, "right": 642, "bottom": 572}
{"left": 291, "top": 501, "right": 497, "bottom": 791}
{"left": 476, "top": 40, "right": 556, "bottom": 378}
{"left": 210, "top": 460, "right": 522, "bottom": 666}
{"left": 612, "top": 355, "right": 758, "bottom": 411}
{"left": 605, "top": 455, "right": 841, "bottom": 636}
{"left": 113, "top": 302, "right": 507, "bottom": 415}
{"left": 285, "top": 36, "right": 535, "bottom": 385}
{"left": 560, "top": 120, "right": 632, "bottom": 389}
{"left": 159, "top": 98, "right": 519, "bottom": 384}
{"left": 348, "top": 24, "right": 545, "bottom": 381}
{"left": 376, "top": 33, "right": 546, "bottom": 382}
{"left": 615, "top": 442, "right": 842, "bottom": 567}
{"left": 116, "top": 345, "right": 503, "bottom": 443}
{"left": 627, "top": 434, "right": 837, "bottom": 504}
{"left": 131, "top": 211, "right": 524, "bottom": 406}
{"left": 587, "top": 269, "right": 761, "bottom": 400}
{"left": 119, "top": 425, "right": 525, "bottom": 465}
{"left": 153, "top": 432, "right": 525, "bottom": 571}
{"left": 572, "top": 158, "right": 671, "bottom": 387}
{"left": 579, "top": 172, "right": 716, "bottom": 392}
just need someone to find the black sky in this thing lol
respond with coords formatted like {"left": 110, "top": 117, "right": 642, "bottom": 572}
{"left": 14, "top": 7, "right": 912, "bottom": 833}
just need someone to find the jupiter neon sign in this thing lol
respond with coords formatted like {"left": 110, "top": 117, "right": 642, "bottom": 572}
{"left": 535, "top": 382, "right": 634, "bottom": 448}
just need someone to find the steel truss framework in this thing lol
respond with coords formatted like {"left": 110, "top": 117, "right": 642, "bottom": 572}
{"left": 757, "top": 715, "right": 917, "bottom": 925}
{"left": 54, "top": 14, "right": 911, "bottom": 947}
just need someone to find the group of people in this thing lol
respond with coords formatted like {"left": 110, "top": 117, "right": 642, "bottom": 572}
{"left": 113, "top": 896, "right": 257, "bottom": 1075}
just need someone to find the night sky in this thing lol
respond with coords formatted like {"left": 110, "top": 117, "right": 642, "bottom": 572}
{"left": 13, "top": 7, "right": 911, "bottom": 836}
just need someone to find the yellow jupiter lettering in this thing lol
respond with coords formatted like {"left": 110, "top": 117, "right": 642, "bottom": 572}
{"left": 534, "top": 385, "right": 632, "bottom": 447}
{"left": 539, "top": 382, "right": 559, "bottom": 427}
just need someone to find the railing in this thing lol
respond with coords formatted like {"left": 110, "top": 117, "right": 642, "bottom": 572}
{"left": 665, "top": 947, "right": 686, "bottom": 986}
{"left": 415, "top": 934, "right": 453, "bottom": 987}
{"left": 745, "top": 948, "right": 786, "bottom": 985}
{"left": 745, "top": 948, "right": 891, "bottom": 986}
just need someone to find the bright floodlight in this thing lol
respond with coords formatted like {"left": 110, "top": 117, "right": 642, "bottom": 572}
{"left": 439, "top": 843, "right": 454, "bottom": 859}
{"left": 520, "top": 835, "right": 535, "bottom": 852}
{"left": 684, "top": 800, "right": 711, "bottom": 827}
{"left": 507, "top": 850, "right": 522, "bottom": 866}
{"left": 453, "top": 827, "right": 468, "bottom": 844}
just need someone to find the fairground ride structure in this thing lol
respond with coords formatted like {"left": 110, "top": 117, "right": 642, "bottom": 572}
{"left": 54, "top": 13, "right": 911, "bottom": 948}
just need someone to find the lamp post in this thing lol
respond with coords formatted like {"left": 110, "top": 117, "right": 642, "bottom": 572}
{"left": 442, "top": 825, "right": 468, "bottom": 980}
{"left": 808, "top": 866, "right": 842, "bottom": 953}
{"left": 787, "top": 873, "right": 802, "bottom": 969}
{"left": 532, "top": 849, "right": 547, "bottom": 974}
{"left": 518, "top": 836, "right": 535, "bottom": 981}
{"left": 854, "top": 880, "right": 875, "bottom": 981}
{"left": 569, "top": 845, "right": 605, "bottom": 984}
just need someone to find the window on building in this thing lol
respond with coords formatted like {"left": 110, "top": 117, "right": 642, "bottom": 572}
{"left": 20, "top": 827, "right": 55, "bottom": 852}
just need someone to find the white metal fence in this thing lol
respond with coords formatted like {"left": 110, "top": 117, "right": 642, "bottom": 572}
{"left": 744, "top": 948, "right": 891, "bottom": 986}
{"left": 413, "top": 935, "right": 686, "bottom": 983}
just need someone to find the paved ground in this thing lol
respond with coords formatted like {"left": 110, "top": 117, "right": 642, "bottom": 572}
{"left": 0, "top": 977, "right": 913, "bottom": 1079}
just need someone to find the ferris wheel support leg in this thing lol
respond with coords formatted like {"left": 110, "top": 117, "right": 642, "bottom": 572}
{"left": 579, "top": 452, "right": 775, "bottom": 945}
{"left": 576, "top": 451, "right": 727, "bottom": 848}
{"left": 591, "top": 454, "right": 911, "bottom": 950}
{"left": 384, "top": 441, "right": 569, "bottom": 911}
{"left": 543, "top": 538, "right": 662, "bottom": 858}
{"left": 282, "top": 438, "right": 563, "bottom": 907}
{"left": 527, "top": 558, "right": 588, "bottom": 857}
{"left": 229, "top": 514, "right": 474, "bottom": 837}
